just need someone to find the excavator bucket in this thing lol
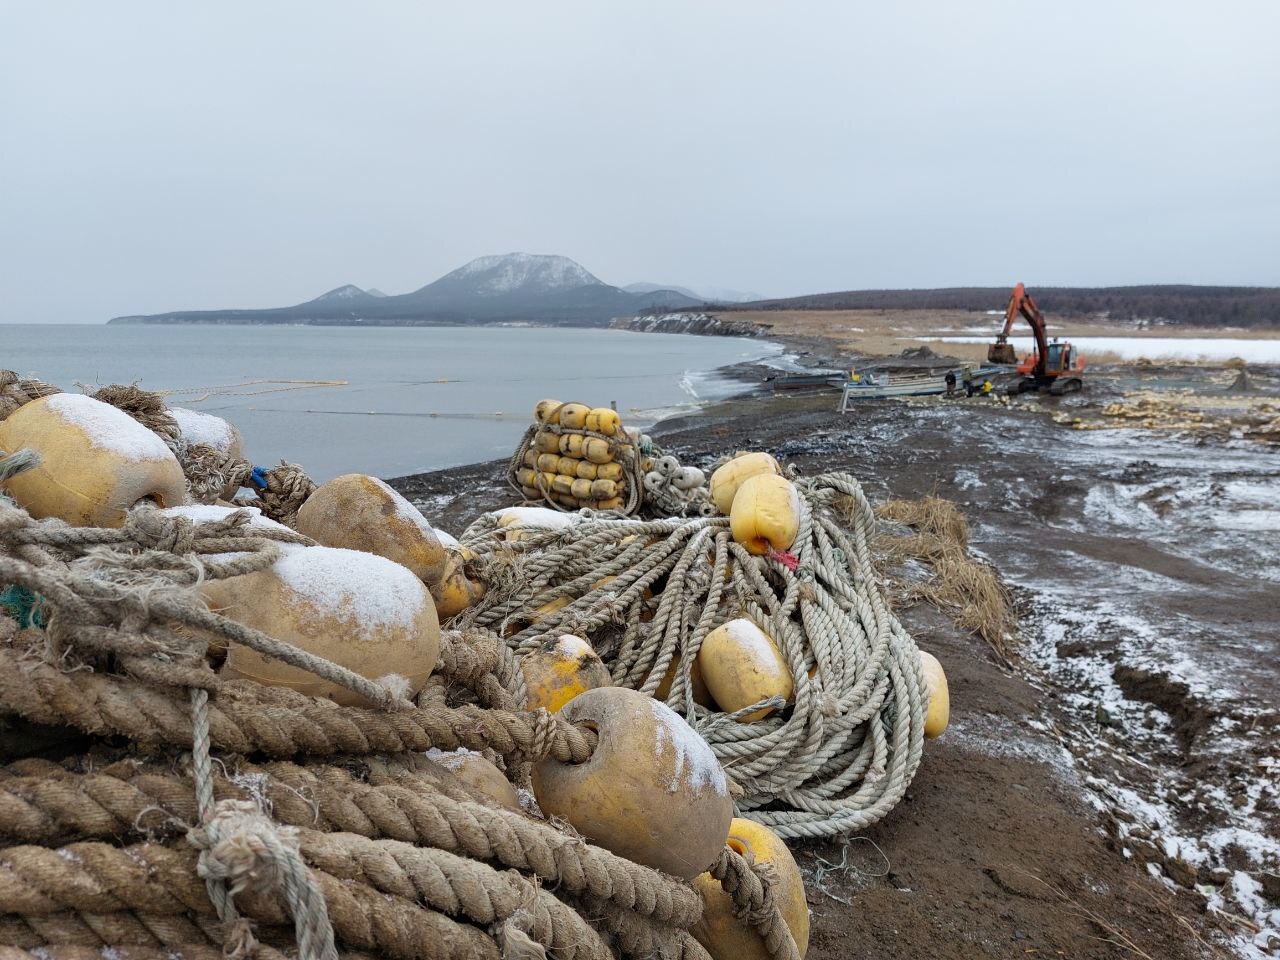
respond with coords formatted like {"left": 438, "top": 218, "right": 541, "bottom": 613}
{"left": 988, "top": 343, "right": 1018, "bottom": 365}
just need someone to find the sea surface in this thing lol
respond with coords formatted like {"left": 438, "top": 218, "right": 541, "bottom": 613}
{"left": 3, "top": 324, "right": 780, "bottom": 480}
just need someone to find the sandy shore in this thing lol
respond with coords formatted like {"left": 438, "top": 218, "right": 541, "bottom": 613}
{"left": 389, "top": 332, "right": 1280, "bottom": 959}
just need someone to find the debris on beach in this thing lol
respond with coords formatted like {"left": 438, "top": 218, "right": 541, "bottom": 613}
{"left": 0, "top": 368, "right": 961, "bottom": 960}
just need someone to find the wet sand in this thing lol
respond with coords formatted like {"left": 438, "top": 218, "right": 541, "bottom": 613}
{"left": 389, "top": 343, "right": 1280, "bottom": 959}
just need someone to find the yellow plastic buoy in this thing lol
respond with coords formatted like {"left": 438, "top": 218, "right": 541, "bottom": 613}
{"left": 709, "top": 452, "right": 782, "bottom": 515}
{"left": 654, "top": 655, "right": 715, "bottom": 708}
{"left": 534, "top": 399, "right": 562, "bottom": 423}
{"left": 585, "top": 407, "right": 620, "bottom": 436}
{"left": 595, "top": 461, "right": 624, "bottom": 482}
{"left": 697, "top": 618, "right": 794, "bottom": 723}
{"left": 294, "top": 474, "right": 450, "bottom": 585}
{"left": 692, "top": 818, "right": 810, "bottom": 960}
{"left": 0, "top": 393, "right": 187, "bottom": 527}
{"left": 532, "top": 687, "right": 733, "bottom": 879}
{"left": 729, "top": 474, "right": 801, "bottom": 556}
{"left": 431, "top": 548, "right": 485, "bottom": 618}
{"left": 521, "top": 635, "right": 613, "bottom": 712}
{"left": 920, "top": 650, "right": 950, "bottom": 738}
{"left": 533, "top": 431, "right": 561, "bottom": 454}
{"left": 574, "top": 459, "right": 600, "bottom": 480}
{"left": 583, "top": 438, "right": 613, "bottom": 465}
{"left": 210, "top": 545, "right": 440, "bottom": 707}
{"left": 428, "top": 748, "right": 522, "bottom": 812}
{"left": 557, "top": 402, "right": 590, "bottom": 430}
{"left": 495, "top": 506, "right": 580, "bottom": 541}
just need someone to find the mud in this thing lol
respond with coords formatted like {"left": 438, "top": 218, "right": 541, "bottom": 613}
{"left": 389, "top": 357, "right": 1280, "bottom": 959}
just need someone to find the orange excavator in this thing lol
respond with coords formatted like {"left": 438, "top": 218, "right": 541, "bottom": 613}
{"left": 988, "top": 283, "right": 1085, "bottom": 395}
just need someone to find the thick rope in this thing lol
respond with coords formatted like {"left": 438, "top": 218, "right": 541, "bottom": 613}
{"left": 461, "top": 471, "right": 927, "bottom": 840}
{"left": 0, "top": 649, "right": 595, "bottom": 763}
{"left": 0, "top": 760, "right": 701, "bottom": 926}
{"left": 0, "top": 376, "right": 799, "bottom": 960}
{"left": 0, "top": 371, "right": 60, "bottom": 420}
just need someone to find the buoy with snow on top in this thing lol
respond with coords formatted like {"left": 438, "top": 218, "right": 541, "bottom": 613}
{"left": 0, "top": 393, "right": 187, "bottom": 527}
{"left": 207, "top": 543, "right": 440, "bottom": 707}
{"left": 532, "top": 686, "right": 733, "bottom": 879}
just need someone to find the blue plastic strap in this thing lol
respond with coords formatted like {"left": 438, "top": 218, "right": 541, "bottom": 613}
{"left": 250, "top": 465, "right": 268, "bottom": 490}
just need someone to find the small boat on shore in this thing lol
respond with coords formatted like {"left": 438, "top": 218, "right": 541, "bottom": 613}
{"left": 838, "top": 366, "right": 1001, "bottom": 409}
{"left": 765, "top": 371, "right": 847, "bottom": 392}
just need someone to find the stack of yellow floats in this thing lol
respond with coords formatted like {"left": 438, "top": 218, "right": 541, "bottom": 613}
{"left": 513, "top": 400, "right": 634, "bottom": 511}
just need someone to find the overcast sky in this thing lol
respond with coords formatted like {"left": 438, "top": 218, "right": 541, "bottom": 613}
{"left": 2, "top": 1, "right": 1277, "bottom": 323}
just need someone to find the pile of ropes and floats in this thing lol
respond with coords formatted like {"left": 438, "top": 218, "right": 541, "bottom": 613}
{"left": 0, "top": 371, "right": 947, "bottom": 960}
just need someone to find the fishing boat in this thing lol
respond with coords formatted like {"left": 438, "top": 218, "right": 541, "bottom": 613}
{"left": 838, "top": 366, "right": 1000, "bottom": 410}
{"left": 766, "top": 370, "right": 847, "bottom": 392}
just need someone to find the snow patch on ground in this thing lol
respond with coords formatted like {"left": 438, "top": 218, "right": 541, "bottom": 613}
{"left": 920, "top": 336, "right": 1280, "bottom": 363}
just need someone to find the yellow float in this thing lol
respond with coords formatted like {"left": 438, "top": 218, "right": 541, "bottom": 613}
{"left": 521, "top": 634, "right": 613, "bottom": 712}
{"left": 428, "top": 748, "right": 522, "bottom": 812}
{"left": 557, "top": 402, "right": 590, "bottom": 430}
{"left": 0, "top": 393, "right": 187, "bottom": 527}
{"left": 692, "top": 818, "right": 810, "bottom": 960}
{"left": 533, "top": 399, "right": 562, "bottom": 423}
{"left": 920, "top": 650, "right": 950, "bottom": 738}
{"left": 210, "top": 544, "right": 440, "bottom": 706}
{"left": 495, "top": 506, "right": 580, "bottom": 541}
{"left": 585, "top": 407, "right": 620, "bottom": 436}
{"left": 431, "top": 548, "right": 485, "bottom": 618}
{"left": 709, "top": 451, "right": 781, "bottom": 515}
{"left": 532, "top": 686, "right": 733, "bottom": 879}
{"left": 697, "top": 618, "right": 793, "bottom": 722}
{"left": 654, "top": 655, "right": 715, "bottom": 707}
{"left": 729, "top": 473, "right": 801, "bottom": 555}
{"left": 583, "top": 437, "right": 613, "bottom": 464}
{"left": 294, "top": 473, "right": 450, "bottom": 586}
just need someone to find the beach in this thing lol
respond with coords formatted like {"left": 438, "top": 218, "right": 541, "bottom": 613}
{"left": 390, "top": 335, "right": 1280, "bottom": 959}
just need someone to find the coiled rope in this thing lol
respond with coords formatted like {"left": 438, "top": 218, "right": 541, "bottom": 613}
{"left": 458, "top": 471, "right": 927, "bottom": 839}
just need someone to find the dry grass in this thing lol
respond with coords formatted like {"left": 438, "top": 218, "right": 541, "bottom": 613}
{"left": 723, "top": 307, "right": 1273, "bottom": 365}
{"left": 874, "top": 497, "right": 1018, "bottom": 664}
{"left": 876, "top": 497, "right": 969, "bottom": 548}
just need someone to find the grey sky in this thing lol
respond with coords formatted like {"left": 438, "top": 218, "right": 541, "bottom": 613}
{"left": 2, "top": 1, "right": 1277, "bottom": 323}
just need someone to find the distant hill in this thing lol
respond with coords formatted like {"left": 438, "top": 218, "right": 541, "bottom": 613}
{"left": 624, "top": 282, "right": 761, "bottom": 303}
{"left": 710, "top": 285, "right": 1280, "bottom": 328}
{"left": 109, "top": 253, "right": 699, "bottom": 326}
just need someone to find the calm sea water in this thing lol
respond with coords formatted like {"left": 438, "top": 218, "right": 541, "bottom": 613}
{"left": 2, "top": 324, "right": 779, "bottom": 481}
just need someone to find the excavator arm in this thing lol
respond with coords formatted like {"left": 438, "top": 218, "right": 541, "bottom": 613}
{"left": 988, "top": 282, "right": 1050, "bottom": 376}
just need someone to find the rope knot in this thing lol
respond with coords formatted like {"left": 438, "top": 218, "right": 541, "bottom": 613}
{"left": 124, "top": 508, "right": 197, "bottom": 555}
{"left": 189, "top": 798, "right": 337, "bottom": 960}
{"left": 190, "top": 799, "right": 301, "bottom": 895}
{"left": 529, "top": 707, "right": 557, "bottom": 763}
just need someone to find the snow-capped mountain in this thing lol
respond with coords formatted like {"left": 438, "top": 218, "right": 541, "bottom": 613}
{"left": 109, "top": 253, "right": 699, "bottom": 326}
{"left": 430, "top": 253, "right": 603, "bottom": 297}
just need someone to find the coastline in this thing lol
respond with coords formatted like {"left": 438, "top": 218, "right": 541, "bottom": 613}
{"left": 388, "top": 326, "right": 1279, "bottom": 958}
